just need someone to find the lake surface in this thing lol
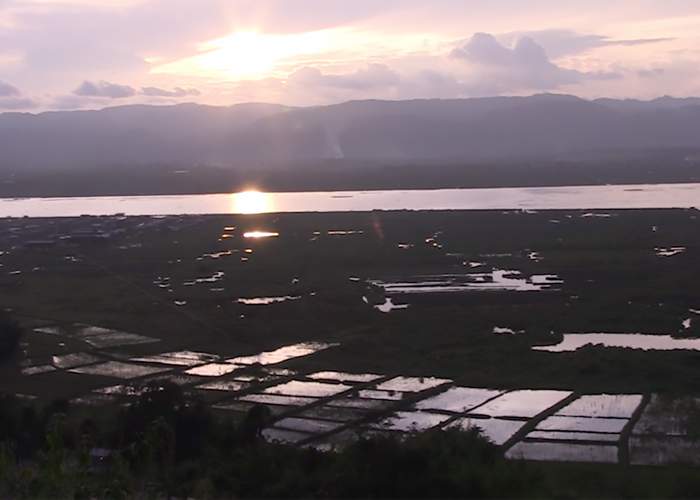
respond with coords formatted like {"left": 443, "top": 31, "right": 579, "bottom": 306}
{"left": 2, "top": 182, "right": 700, "bottom": 217}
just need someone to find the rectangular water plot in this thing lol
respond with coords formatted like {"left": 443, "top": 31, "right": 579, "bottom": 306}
{"left": 185, "top": 363, "right": 243, "bottom": 377}
{"left": 262, "top": 428, "right": 312, "bottom": 445}
{"left": 371, "top": 411, "right": 451, "bottom": 432}
{"left": 526, "top": 430, "right": 620, "bottom": 443}
{"left": 536, "top": 416, "right": 628, "bottom": 434}
{"left": 370, "top": 270, "right": 563, "bottom": 295}
{"left": 274, "top": 417, "right": 345, "bottom": 435}
{"left": 471, "top": 390, "right": 572, "bottom": 419}
{"left": 506, "top": 442, "right": 618, "bottom": 464}
{"left": 131, "top": 351, "right": 218, "bottom": 367}
{"left": 74, "top": 325, "right": 158, "bottom": 348}
{"left": 21, "top": 365, "right": 57, "bottom": 376}
{"left": 556, "top": 394, "right": 642, "bottom": 419}
{"left": 239, "top": 393, "right": 318, "bottom": 407}
{"left": 375, "top": 376, "right": 451, "bottom": 393}
{"left": 448, "top": 417, "right": 526, "bottom": 446}
{"left": 264, "top": 380, "right": 351, "bottom": 398}
{"left": 307, "top": 371, "right": 383, "bottom": 384}
{"left": 69, "top": 361, "right": 170, "bottom": 379}
{"left": 633, "top": 394, "right": 700, "bottom": 436}
{"left": 227, "top": 342, "right": 338, "bottom": 366}
{"left": 326, "top": 397, "right": 397, "bottom": 411}
{"left": 196, "top": 380, "right": 251, "bottom": 392}
{"left": 52, "top": 352, "right": 103, "bottom": 369}
{"left": 356, "top": 389, "right": 406, "bottom": 401}
{"left": 415, "top": 387, "right": 503, "bottom": 414}
{"left": 295, "top": 405, "right": 372, "bottom": 423}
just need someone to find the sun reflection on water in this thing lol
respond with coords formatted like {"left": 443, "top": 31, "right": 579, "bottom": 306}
{"left": 231, "top": 190, "right": 272, "bottom": 214}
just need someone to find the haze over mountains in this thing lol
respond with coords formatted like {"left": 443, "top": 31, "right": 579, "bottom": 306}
{"left": 2, "top": 94, "right": 700, "bottom": 172}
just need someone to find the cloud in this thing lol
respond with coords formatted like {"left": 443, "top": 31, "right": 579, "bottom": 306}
{"left": 73, "top": 80, "right": 136, "bottom": 98}
{"left": 500, "top": 30, "right": 674, "bottom": 59}
{"left": 0, "top": 80, "right": 20, "bottom": 97}
{"left": 450, "top": 33, "right": 619, "bottom": 94}
{"left": 0, "top": 97, "right": 37, "bottom": 110}
{"left": 288, "top": 64, "right": 400, "bottom": 90}
{"left": 0, "top": 80, "right": 38, "bottom": 110}
{"left": 140, "top": 86, "right": 201, "bottom": 97}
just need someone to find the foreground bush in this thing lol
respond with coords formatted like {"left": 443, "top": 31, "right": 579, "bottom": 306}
{"left": 0, "top": 311, "right": 22, "bottom": 360}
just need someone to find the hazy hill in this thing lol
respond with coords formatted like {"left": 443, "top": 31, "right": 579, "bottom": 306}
{"left": 2, "top": 94, "right": 700, "bottom": 171}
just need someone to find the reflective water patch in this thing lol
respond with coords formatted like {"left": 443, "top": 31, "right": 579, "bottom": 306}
{"left": 185, "top": 363, "right": 243, "bottom": 377}
{"left": 356, "top": 389, "right": 405, "bottom": 401}
{"left": 237, "top": 296, "right": 301, "bottom": 305}
{"left": 375, "top": 376, "right": 451, "bottom": 393}
{"left": 196, "top": 380, "right": 250, "bottom": 392}
{"left": 472, "top": 390, "right": 572, "bottom": 419}
{"left": 507, "top": 441, "right": 618, "bottom": 463}
{"left": 526, "top": 430, "right": 620, "bottom": 443}
{"left": 556, "top": 394, "right": 642, "bottom": 419}
{"left": 52, "top": 352, "right": 103, "bottom": 369}
{"left": 415, "top": 387, "right": 503, "bottom": 413}
{"left": 374, "top": 298, "right": 409, "bottom": 313}
{"left": 262, "top": 428, "right": 310, "bottom": 445}
{"left": 536, "top": 416, "right": 627, "bottom": 434}
{"left": 227, "top": 342, "right": 338, "bottom": 365}
{"left": 69, "top": 361, "right": 169, "bottom": 379}
{"left": 21, "top": 364, "right": 56, "bottom": 376}
{"left": 264, "top": 380, "right": 351, "bottom": 398}
{"left": 534, "top": 333, "right": 700, "bottom": 352}
{"left": 274, "top": 417, "right": 345, "bottom": 434}
{"left": 131, "top": 351, "right": 218, "bottom": 366}
{"left": 74, "top": 325, "right": 158, "bottom": 348}
{"left": 370, "top": 270, "right": 563, "bottom": 295}
{"left": 239, "top": 393, "right": 318, "bottom": 407}
{"left": 326, "top": 397, "right": 396, "bottom": 410}
{"left": 307, "top": 371, "right": 382, "bottom": 384}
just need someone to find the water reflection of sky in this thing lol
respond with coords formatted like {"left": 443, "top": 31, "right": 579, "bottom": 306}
{"left": 4, "top": 182, "right": 700, "bottom": 217}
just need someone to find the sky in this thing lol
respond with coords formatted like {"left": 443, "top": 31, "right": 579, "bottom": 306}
{"left": 1, "top": 0, "right": 699, "bottom": 112}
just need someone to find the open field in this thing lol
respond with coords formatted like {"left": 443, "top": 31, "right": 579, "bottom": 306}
{"left": 2, "top": 208, "right": 700, "bottom": 466}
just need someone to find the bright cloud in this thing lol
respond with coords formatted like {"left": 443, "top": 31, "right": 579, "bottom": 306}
{"left": 0, "top": 0, "right": 699, "bottom": 110}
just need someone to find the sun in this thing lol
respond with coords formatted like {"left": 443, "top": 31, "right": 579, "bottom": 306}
{"left": 153, "top": 29, "right": 337, "bottom": 80}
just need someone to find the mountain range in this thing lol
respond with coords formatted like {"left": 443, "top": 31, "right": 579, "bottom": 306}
{"left": 2, "top": 94, "right": 700, "bottom": 171}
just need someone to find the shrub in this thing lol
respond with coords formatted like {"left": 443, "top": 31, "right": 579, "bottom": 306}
{"left": 0, "top": 312, "right": 22, "bottom": 360}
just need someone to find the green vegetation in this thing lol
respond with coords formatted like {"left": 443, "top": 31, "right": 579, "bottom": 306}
{"left": 0, "top": 312, "right": 21, "bottom": 360}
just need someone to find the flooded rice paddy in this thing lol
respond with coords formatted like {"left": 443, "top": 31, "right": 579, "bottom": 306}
{"left": 6, "top": 317, "right": 700, "bottom": 466}
{"left": 4, "top": 208, "right": 700, "bottom": 468}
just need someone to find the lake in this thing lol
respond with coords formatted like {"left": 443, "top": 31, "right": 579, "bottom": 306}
{"left": 2, "top": 182, "right": 700, "bottom": 218}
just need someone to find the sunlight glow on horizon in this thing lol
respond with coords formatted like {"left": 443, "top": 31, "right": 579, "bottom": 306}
{"left": 153, "top": 29, "right": 343, "bottom": 80}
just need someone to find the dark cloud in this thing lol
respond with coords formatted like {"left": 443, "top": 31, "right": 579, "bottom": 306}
{"left": 141, "top": 86, "right": 201, "bottom": 97}
{"left": 73, "top": 80, "right": 136, "bottom": 98}
{"left": 451, "top": 33, "right": 619, "bottom": 94}
{"left": 0, "top": 80, "right": 20, "bottom": 97}
{"left": 289, "top": 64, "right": 400, "bottom": 90}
